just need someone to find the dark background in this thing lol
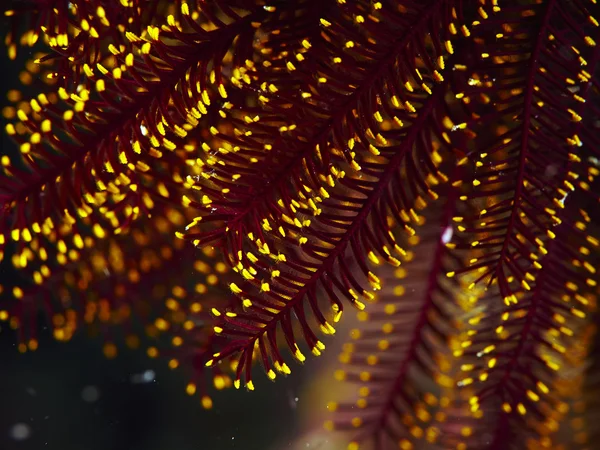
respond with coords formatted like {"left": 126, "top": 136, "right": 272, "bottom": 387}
{"left": 0, "top": 325, "right": 309, "bottom": 450}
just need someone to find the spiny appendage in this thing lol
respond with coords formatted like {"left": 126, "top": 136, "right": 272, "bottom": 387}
{"left": 574, "top": 317, "right": 600, "bottom": 448}
{"left": 0, "top": 221, "right": 115, "bottom": 349}
{"left": 0, "top": 1, "right": 271, "bottom": 256}
{"left": 3, "top": 0, "right": 125, "bottom": 62}
{"left": 95, "top": 236, "right": 242, "bottom": 411}
{"left": 190, "top": 1, "right": 481, "bottom": 391}
{"left": 0, "top": 205, "right": 237, "bottom": 408}
{"left": 536, "top": 322, "right": 596, "bottom": 449}
{"left": 178, "top": 0, "right": 465, "bottom": 269}
{"left": 0, "top": 205, "right": 203, "bottom": 347}
{"left": 455, "top": 205, "right": 599, "bottom": 446}
{"left": 0, "top": 281, "right": 50, "bottom": 353}
{"left": 2, "top": 0, "right": 194, "bottom": 84}
{"left": 152, "top": 246, "right": 240, "bottom": 411}
{"left": 198, "top": 90, "right": 454, "bottom": 393}
{"left": 447, "top": 0, "right": 600, "bottom": 295}
{"left": 86, "top": 240, "right": 239, "bottom": 412}
{"left": 324, "top": 198, "right": 483, "bottom": 450}
{"left": 201, "top": 203, "right": 425, "bottom": 391}
{"left": 200, "top": 137, "right": 453, "bottom": 392}
{"left": 174, "top": 4, "right": 333, "bottom": 254}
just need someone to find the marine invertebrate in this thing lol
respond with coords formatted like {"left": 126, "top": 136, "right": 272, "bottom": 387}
{"left": 1, "top": 0, "right": 599, "bottom": 449}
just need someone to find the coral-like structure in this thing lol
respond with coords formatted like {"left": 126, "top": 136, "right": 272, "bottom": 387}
{"left": 1, "top": 1, "right": 599, "bottom": 448}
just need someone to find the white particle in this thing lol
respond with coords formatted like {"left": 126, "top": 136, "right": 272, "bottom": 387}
{"left": 140, "top": 124, "right": 148, "bottom": 136}
{"left": 10, "top": 423, "right": 31, "bottom": 441}
{"left": 142, "top": 370, "right": 155, "bottom": 382}
{"left": 288, "top": 391, "right": 298, "bottom": 409}
{"left": 81, "top": 385, "right": 100, "bottom": 403}
{"left": 130, "top": 369, "right": 156, "bottom": 384}
{"left": 441, "top": 226, "right": 453, "bottom": 244}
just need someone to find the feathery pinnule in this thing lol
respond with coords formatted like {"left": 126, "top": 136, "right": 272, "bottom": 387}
{"left": 1, "top": 1, "right": 599, "bottom": 449}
